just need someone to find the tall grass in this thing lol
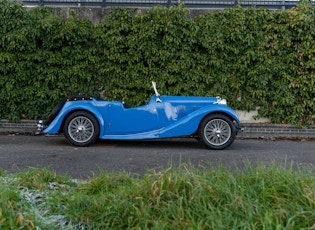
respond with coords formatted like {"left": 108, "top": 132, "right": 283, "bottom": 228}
{"left": 0, "top": 163, "right": 314, "bottom": 229}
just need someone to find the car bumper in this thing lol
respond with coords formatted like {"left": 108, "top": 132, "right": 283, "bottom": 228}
{"left": 36, "top": 120, "right": 45, "bottom": 134}
{"left": 235, "top": 124, "right": 244, "bottom": 134}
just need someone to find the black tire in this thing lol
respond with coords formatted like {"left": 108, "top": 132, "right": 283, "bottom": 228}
{"left": 198, "top": 114, "right": 236, "bottom": 150}
{"left": 63, "top": 111, "right": 99, "bottom": 147}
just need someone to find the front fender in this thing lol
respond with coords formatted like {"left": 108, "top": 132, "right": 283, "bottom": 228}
{"left": 43, "top": 101, "right": 105, "bottom": 136}
{"left": 159, "top": 104, "right": 240, "bottom": 138}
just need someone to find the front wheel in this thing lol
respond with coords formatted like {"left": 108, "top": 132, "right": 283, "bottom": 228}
{"left": 198, "top": 114, "right": 236, "bottom": 150}
{"left": 63, "top": 111, "right": 99, "bottom": 147}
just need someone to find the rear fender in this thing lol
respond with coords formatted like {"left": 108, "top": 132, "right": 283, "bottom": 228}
{"left": 43, "top": 102, "right": 105, "bottom": 136}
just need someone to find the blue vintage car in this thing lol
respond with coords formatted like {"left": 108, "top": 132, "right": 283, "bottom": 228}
{"left": 37, "top": 82, "right": 242, "bottom": 149}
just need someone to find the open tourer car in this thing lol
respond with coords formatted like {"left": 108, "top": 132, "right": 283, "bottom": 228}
{"left": 37, "top": 82, "right": 242, "bottom": 150}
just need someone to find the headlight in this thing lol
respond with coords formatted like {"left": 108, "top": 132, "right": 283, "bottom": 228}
{"left": 215, "top": 97, "right": 227, "bottom": 105}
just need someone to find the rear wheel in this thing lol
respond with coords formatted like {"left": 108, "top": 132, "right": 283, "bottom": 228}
{"left": 63, "top": 111, "right": 99, "bottom": 147}
{"left": 198, "top": 114, "right": 236, "bottom": 150}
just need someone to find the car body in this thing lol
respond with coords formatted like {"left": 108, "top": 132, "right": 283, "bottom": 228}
{"left": 37, "top": 82, "right": 242, "bottom": 149}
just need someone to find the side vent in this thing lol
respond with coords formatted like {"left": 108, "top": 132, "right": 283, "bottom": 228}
{"left": 176, "top": 106, "right": 187, "bottom": 118}
{"left": 192, "top": 106, "right": 201, "bottom": 112}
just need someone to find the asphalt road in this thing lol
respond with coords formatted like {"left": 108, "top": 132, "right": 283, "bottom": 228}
{"left": 0, "top": 135, "right": 314, "bottom": 178}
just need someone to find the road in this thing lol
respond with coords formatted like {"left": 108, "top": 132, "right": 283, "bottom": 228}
{"left": 0, "top": 135, "right": 314, "bottom": 178}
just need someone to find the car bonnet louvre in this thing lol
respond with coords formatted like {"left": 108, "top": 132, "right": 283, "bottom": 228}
{"left": 192, "top": 106, "right": 202, "bottom": 111}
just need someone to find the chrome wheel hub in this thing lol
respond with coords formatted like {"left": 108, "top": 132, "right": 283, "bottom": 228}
{"left": 215, "top": 129, "right": 222, "bottom": 137}
{"left": 77, "top": 126, "right": 85, "bottom": 132}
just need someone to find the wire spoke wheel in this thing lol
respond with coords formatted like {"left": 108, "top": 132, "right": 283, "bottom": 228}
{"left": 63, "top": 111, "right": 99, "bottom": 147}
{"left": 204, "top": 119, "right": 231, "bottom": 146}
{"left": 199, "top": 114, "right": 236, "bottom": 150}
{"left": 68, "top": 116, "right": 94, "bottom": 143}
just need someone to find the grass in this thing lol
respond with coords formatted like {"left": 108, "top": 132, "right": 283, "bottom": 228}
{"left": 0, "top": 163, "right": 314, "bottom": 229}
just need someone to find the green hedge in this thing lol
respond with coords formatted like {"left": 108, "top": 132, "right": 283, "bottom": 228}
{"left": 0, "top": 0, "right": 314, "bottom": 126}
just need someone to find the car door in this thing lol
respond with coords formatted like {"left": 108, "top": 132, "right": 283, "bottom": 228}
{"left": 107, "top": 99, "right": 161, "bottom": 135}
